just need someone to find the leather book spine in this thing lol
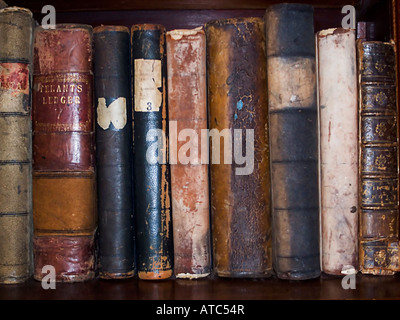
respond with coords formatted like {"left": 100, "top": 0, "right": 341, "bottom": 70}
{"left": 166, "top": 27, "right": 211, "bottom": 279}
{"left": 265, "top": 3, "right": 320, "bottom": 280}
{"left": 94, "top": 26, "right": 135, "bottom": 279}
{"left": 0, "top": 7, "right": 33, "bottom": 284}
{"left": 316, "top": 28, "right": 359, "bottom": 275}
{"left": 358, "top": 40, "right": 399, "bottom": 275}
{"left": 32, "top": 24, "right": 96, "bottom": 282}
{"left": 131, "top": 24, "right": 173, "bottom": 280}
{"left": 206, "top": 17, "right": 272, "bottom": 278}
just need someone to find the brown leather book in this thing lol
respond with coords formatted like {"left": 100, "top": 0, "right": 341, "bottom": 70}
{"left": 205, "top": 17, "right": 272, "bottom": 278}
{"left": 32, "top": 24, "right": 97, "bottom": 282}
{"left": 166, "top": 27, "right": 211, "bottom": 279}
{"left": 358, "top": 39, "right": 399, "bottom": 275}
{"left": 0, "top": 6, "right": 33, "bottom": 284}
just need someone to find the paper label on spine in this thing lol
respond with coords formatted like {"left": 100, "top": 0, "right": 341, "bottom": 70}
{"left": 97, "top": 97, "right": 127, "bottom": 130}
{"left": 134, "top": 58, "right": 162, "bottom": 112}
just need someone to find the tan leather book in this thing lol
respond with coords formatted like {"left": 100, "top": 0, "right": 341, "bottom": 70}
{"left": 32, "top": 24, "right": 97, "bottom": 282}
{"left": 316, "top": 28, "right": 359, "bottom": 275}
{"left": 166, "top": 27, "right": 211, "bottom": 279}
{"left": 0, "top": 7, "right": 33, "bottom": 284}
{"left": 358, "top": 39, "right": 399, "bottom": 275}
{"left": 205, "top": 17, "right": 272, "bottom": 278}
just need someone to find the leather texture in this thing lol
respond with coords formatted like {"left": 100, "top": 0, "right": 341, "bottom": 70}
{"left": 0, "top": 7, "right": 33, "bottom": 284}
{"left": 32, "top": 24, "right": 96, "bottom": 282}
{"left": 94, "top": 25, "right": 135, "bottom": 279}
{"left": 358, "top": 40, "right": 399, "bottom": 275}
{"left": 317, "top": 28, "right": 359, "bottom": 275}
{"left": 166, "top": 27, "right": 211, "bottom": 279}
{"left": 265, "top": 3, "right": 320, "bottom": 280}
{"left": 206, "top": 17, "right": 272, "bottom": 278}
{"left": 131, "top": 24, "right": 173, "bottom": 280}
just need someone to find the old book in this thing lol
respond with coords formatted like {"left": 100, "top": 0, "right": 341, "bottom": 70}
{"left": 32, "top": 24, "right": 96, "bottom": 282}
{"left": 166, "top": 27, "right": 211, "bottom": 279}
{"left": 265, "top": 3, "right": 320, "bottom": 280}
{"left": 0, "top": 6, "right": 33, "bottom": 284}
{"left": 94, "top": 26, "right": 135, "bottom": 279}
{"left": 358, "top": 40, "right": 399, "bottom": 275}
{"left": 205, "top": 17, "right": 272, "bottom": 278}
{"left": 131, "top": 24, "right": 173, "bottom": 280}
{"left": 316, "top": 28, "right": 358, "bottom": 275}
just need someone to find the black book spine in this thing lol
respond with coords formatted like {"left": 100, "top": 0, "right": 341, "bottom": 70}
{"left": 131, "top": 24, "right": 173, "bottom": 280}
{"left": 265, "top": 3, "right": 321, "bottom": 280}
{"left": 94, "top": 26, "right": 135, "bottom": 279}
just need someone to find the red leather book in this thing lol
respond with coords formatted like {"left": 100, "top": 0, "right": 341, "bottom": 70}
{"left": 166, "top": 27, "right": 211, "bottom": 279}
{"left": 32, "top": 24, "right": 97, "bottom": 282}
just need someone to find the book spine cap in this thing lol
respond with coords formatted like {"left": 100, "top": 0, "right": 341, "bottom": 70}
{"left": 0, "top": 7, "right": 33, "bottom": 284}
{"left": 265, "top": 3, "right": 321, "bottom": 280}
{"left": 94, "top": 25, "right": 135, "bottom": 279}
{"left": 317, "top": 28, "right": 359, "bottom": 275}
{"left": 206, "top": 17, "right": 272, "bottom": 278}
{"left": 131, "top": 24, "right": 173, "bottom": 280}
{"left": 166, "top": 27, "right": 211, "bottom": 279}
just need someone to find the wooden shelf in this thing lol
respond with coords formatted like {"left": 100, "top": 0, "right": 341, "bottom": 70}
{"left": 1, "top": 273, "right": 400, "bottom": 300}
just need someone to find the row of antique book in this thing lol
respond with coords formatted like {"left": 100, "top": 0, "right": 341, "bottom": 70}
{"left": 0, "top": 2, "right": 398, "bottom": 284}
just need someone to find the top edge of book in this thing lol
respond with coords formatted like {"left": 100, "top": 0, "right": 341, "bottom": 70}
{"left": 166, "top": 26, "right": 204, "bottom": 40}
{"left": 35, "top": 24, "right": 93, "bottom": 32}
{"left": 0, "top": 6, "right": 32, "bottom": 16}
{"left": 317, "top": 27, "right": 355, "bottom": 37}
{"left": 94, "top": 25, "right": 129, "bottom": 33}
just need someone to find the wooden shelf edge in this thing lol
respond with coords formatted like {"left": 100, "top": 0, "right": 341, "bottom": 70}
{"left": 6, "top": 0, "right": 361, "bottom": 13}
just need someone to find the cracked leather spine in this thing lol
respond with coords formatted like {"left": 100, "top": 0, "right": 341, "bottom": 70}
{"left": 32, "top": 24, "right": 97, "bottom": 282}
{"left": 265, "top": 3, "right": 321, "bottom": 280}
{"left": 0, "top": 6, "right": 34, "bottom": 284}
{"left": 316, "top": 28, "right": 359, "bottom": 276}
{"left": 358, "top": 40, "right": 400, "bottom": 275}
{"left": 94, "top": 26, "right": 135, "bottom": 279}
{"left": 166, "top": 27, "right": 211, "bottom": 279}
{"left": 206, "top": 17, "right": 272, "bottom": 278}
{"left": 131, "top": 24, "right": 173, "bottom": 280}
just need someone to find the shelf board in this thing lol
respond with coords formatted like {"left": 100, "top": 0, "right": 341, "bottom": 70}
{"left": 1, "top": 273, "right": 400, "bottom": 300}
{"left": 6, "top": 0, "right": 360, "bottom": 12}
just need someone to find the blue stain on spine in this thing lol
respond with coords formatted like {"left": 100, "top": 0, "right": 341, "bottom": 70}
{"left": 234, "top": 113, "right": 238, "bottom": 120}
{"left": 237, "top": 99, "right": 243, "bottom": 111}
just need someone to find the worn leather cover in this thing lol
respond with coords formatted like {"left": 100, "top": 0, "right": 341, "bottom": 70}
{"left": 32, "top": 24, "right": 96, "bottom": 282}
{"left": 265, "top": 3, "right": 320, "bottom": 280}
{"left": 317, "top": 28, "right": 359, "bottom": 275}
{"left": 94, "top": 25, "right": 135, "bottom": 279}
{"left": 206, "top": 17, "right": 272, "bottom": 278}
{"left": 166, "top": 27, "right": 211, "bottom": 279}
{"left": 131, "top": 24, "right": 173, "bottom": 280}
{"left": 358, "top": 40, "right": 399, "bottom": 275}
{"left": 0, "top": 7, "right": 33, "bottom": 284}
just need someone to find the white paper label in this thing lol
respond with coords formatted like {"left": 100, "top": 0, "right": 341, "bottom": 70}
{"left": 97, "top": 97, "right": 127, "bottom": 130}
{"left": 134, "top": 58, "right": 162, "bottom": 112}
